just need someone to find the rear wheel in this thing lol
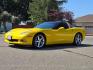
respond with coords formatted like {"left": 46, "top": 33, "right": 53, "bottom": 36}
{"left": 32, "top": 34, "right": 46, "bottom": 48}
{"left": 73, "top": 33, "right": 82, "bottom": 46}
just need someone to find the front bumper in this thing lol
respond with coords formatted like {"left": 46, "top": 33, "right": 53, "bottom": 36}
{"left": 5, "top": 36, "right": 33, "bottom": 45}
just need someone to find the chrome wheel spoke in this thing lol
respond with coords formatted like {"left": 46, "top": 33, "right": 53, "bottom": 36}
{"left": 34, "top": 35, "right": 45, "bottom": 48}
{"left": 37, "top": 41, "right": 41, "bottom": 48}
{"left": 37, "top": 36, "right": 40, "bottom": 40}
{"left": 75, "top": 34, "right": 82, "bottom": 45}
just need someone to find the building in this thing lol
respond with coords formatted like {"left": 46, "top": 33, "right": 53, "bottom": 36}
{"left": 75, "top": 14, "right": 93, "bottom": 35}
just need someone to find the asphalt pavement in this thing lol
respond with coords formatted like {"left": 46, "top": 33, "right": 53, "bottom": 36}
{"left": 0, "top": 35, "right": 93, "bottom": 70}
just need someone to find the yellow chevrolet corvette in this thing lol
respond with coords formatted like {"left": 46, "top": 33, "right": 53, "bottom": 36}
{"left": 5, "top": 21, "right": 85, "bottom": 48}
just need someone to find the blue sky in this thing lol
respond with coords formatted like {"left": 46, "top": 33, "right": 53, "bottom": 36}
{"left": 63, "top": 0, "right": 93, "bottom": 18}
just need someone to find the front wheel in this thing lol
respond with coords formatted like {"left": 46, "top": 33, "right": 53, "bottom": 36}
{"left": 73, "top": 33, "right": 82, "bottom": 46}
{"left": 32, "top": 34, "right": 46, "bottom": 48}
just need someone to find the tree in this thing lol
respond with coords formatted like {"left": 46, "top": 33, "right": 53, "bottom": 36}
{"left": 28, "top": 0, "right": 68, "bottom": 23}
{"left": 62, "top": 11, "right": 74, "bottom": 24}
{"left": 28, "top": 0, "right": 59, "bottom": 23}
{"left": 48, "top": 10, "right": 64, "bottom": 21}
{"left": 56, "top": 0, "right": 67, "bottom": 6}
{"left": 48, "top": 10, "right": 74, "bottom": 24}
{"left": 56, "top": 0, "right": 67, "bottom": 11}
{"left": 16, "top": 0, "right": 32, "bottom": 20}
{"left": 0, "top": 0, "right": 32, "bottom": 20}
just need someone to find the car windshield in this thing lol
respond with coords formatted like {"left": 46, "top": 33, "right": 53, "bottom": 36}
{"left": 34, "top": 22, "right": 59, "bottom": 29}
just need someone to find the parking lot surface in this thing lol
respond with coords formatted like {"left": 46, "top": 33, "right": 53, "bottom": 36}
{"left": 0, "top": 36, "right": 93, "bottom": 70}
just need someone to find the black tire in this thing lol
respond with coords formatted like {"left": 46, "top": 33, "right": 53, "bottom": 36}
{"left": 32, "top": 33, "right": 46, "bottom": 48}
{"left": 73, "top": 33, "right": 82, "bottom": 46}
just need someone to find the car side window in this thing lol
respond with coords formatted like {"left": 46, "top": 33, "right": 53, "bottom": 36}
{"left": 53, "top": 22, "right": 62, "bottom": 29}
{"left": 66, "top": 22, "right": 72, "bottom": 28}
{"left": 61, "top": 22, "right": 69, "bottom": 29}
{"left": 53, "top": 22, "right": 67, "bottom": 29}
{"left": 53, "top": 22, "right": 71, "bottom": 29}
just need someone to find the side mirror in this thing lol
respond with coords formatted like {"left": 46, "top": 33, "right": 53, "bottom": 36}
{"left": 58, "top": 27, "right": 64, "bottom": 30}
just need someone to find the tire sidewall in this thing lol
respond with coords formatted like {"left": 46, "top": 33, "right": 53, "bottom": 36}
{"left": 73, "top": 33, "right": 82, "bottom": 46}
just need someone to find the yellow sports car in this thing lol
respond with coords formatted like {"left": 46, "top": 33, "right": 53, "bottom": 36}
{"left": 5, "top": 21, "right": 85, "bottom": 48}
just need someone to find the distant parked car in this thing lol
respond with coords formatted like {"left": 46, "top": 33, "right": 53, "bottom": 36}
{"left": 5, "top": 21, "right": 85, "bottom": 48}
{"left": 12, "top": 20, "right": 35, "bottom": 28}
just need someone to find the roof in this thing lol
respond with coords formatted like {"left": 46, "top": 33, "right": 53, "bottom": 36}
{"left": 75, "top": 14, "right": 93, "bottom": 23}
{"left": 43, "top": 20, "right": 66, "bottom": 23}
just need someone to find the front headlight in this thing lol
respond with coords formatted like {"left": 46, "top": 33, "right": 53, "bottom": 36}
{"left": 7, "top": 35, "right": 12, "bottom": 40}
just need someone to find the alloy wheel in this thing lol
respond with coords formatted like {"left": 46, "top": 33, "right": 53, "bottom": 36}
{"left": 33, "top": 34, "right": 46, "bottom": 48}
{"left": 74, "top": 33, "right": 82, "bottom": 46}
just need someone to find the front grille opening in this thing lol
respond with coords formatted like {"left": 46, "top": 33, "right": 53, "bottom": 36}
{"left": 8, "top": 39, "right": 18, "bottom": 42}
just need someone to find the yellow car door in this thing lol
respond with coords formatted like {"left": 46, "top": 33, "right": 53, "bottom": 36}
{"left": 55, "top": 27, "right": 67, "bottom": 44}
{"left": 45, "top": 21, "right": 74, "bottom": 44}
{"left": 55, "top": 22, "right": 74, "bottom": 44}
{"left": 45, "top": 29, "right": 62, "bottom": 44}
{"left": 63, "top": 28, "right": 74, "bottom": 43}
{"left": 48, "top": 27, "right": 68, "bottom": 44}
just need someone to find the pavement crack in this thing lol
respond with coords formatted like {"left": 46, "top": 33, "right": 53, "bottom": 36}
{"left": 63, "top": 50, "right": 93, "bottom": 59}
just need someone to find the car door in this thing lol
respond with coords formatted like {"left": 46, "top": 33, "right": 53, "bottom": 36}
{"left": 45, "top": 26, "right": 66, "bottom": 44}
{"left": 62, "top": 28, "right": 74, "bottom": 43}
{"left": 59, "top": 22, "right": 74, "bottom": 43}
{"left": 46, "top": 22, "right": 74, "bottom": 44}
{"left": 53, "top": 22, "right": 74, "bottom": 44}
{"left": 54, "top": 27, "right": 67, "bottom": 43}
{"left": 48, "top": 24, "right": 68, "bottom": 44}
{"left": 45, "top": 28, "right": 63, "bottom": 44}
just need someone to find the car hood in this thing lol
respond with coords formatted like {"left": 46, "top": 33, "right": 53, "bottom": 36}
{"left": 6, "top": 28, "right": 43, "bottom": 36}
